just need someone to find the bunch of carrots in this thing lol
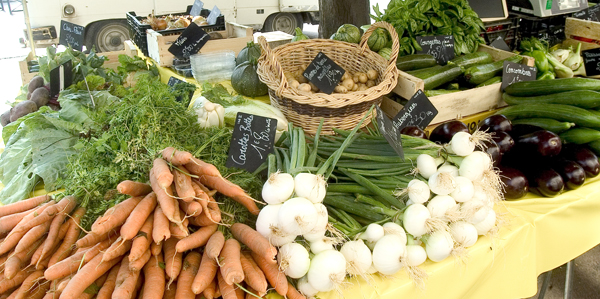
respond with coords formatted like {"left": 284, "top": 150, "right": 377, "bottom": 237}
{"left": 0, "top": 147, "right": 305, "bottom": 299}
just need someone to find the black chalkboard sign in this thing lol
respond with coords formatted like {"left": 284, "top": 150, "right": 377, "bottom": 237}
{"left": 582, "top": 48, "right": 600, "bottom": 77}
{"left": 375, "top": 105, "right": 404, "bottom": 159}
{"left": 190, "top": 0, "right": 204, "bottom": 16}
{"left": 226, "top": 113, "right": 278, "bottom": 172}
{"left": 572, "top": 5, "right": 600, "bottom": 22}
{"left": 302, "top": 52, "right": 345, "bottom": 94}
{"left": 391, "top": 90, "right": 438, "bottom": 131}
{"left": 501, "top": 61, "right": 537, "bottom": 91}
{"left": 490, "top": 37, "right": 511, "bottom": 52}
{"left": 59, "top": 20, "right": 85, "bottom": 51}
{"left": 50, "top": 60, "right": 73, "bottom": 97}
{"left": 168, "top": 23, "right": 211, "bottom": 59}
{"left": 167, "top": 76, "right": 195, "bottom": 106}
{"left": 416, "top": 35, "right": 455, "bottom": 65}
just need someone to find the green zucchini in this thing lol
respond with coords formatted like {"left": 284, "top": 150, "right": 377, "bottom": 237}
{"left": 510, "top": 118, "right": 575, "bottom": 134}
{"left": 464, "top": 55, "right": 523, "bottom": 85}
{"left": 411, "top": 64, "right": 463, "bottom": 90}
{"left": 504, "top": 78, "right": 600, "bottom": 97}
{"left": 406, "top": 65, "right": 443, "bottom": 77}
{"left": 502, "top": 90, "right": 600, "bottom": 109}
{"left": 476, "top": 76, "right": 502, "bottom": 87}
{"left": 425, "top": 89, "right": 461, "bottom": 97}
{"left": 586, "top": 139, "right": 600, "bottom": 156}
{"left": 449, "top": 52, "right": 493, "bottom": 69}
{"left": 396, "top": 54, "right": 438, "bottom": 71}
{"left": 496, "top": 103, "right": 600, "bottom": 128}
{"left": 559, "top": 128, "right": 600, "bottom": 144}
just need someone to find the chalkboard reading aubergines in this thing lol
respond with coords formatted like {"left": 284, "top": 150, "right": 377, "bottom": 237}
{"left": 392, "top": 90, "right": 438, "bottom": 131}
{"left": 59, "top": 20, "right": 85, "bottom": 51}
{"left": 303, "top": 52, "right": 345, "bottom": 94}
{"left": 501, "top": 61, "right": 537, "bottom": 91}
{"left": 416, "top": 35, "right": 455, "bottom": 65}
{"left": 582, "top": 48, "right": 600, "bottom": 77}
{"left": 168, "top": 23, "right": 210, "bottom": 59}
{"left": 226, "top": 113, "right": 278, "bottom": 172}
{"left": 375, "top": 105, "right": 404, "bottom": 159}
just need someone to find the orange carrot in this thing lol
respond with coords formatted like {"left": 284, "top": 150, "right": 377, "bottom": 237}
{"left": 205, "top": 231, "right": 225, "bottom": 261}
{"left": 164, "top": 238, "right": 183, "bottom": 285}
{"left": 175, "top": 251, "right": 201, "bottom": 299}
{"left": 0, "top": 268, "right": 34, "bottom": 294}
{"left": 191, "top": 248, "right": 219, "bottom": 295}
{"left": 151, "top": 241, "right": 162, "bottom": 256}
{"left": 235, "top": 284, "right": 245, "bottom": 299}
{"left": 4, "top": 238, "right": 43, "bottom": 279}
{"left": 50, "top": 277, "right": 71, "bottom": 299}
{"left": 101, "top": 237, "right": 132, "bottom": 263}
{"left": 185, "top": 158, "right": 222, "bottom": 178}
{"left": 176, "top": 224, "right": 218, "bottom": 253}
{"left": 129, "top": 248, "right": 151, "bottom": 272}
{"left": 198, "top": 175, "right": 259, "bottom": 215}
{"left": 112, "top": 256, "right": 141, "bottom": 299}
{"left": 14, "top": 221, "right": 51, "bottom": 254}
{"left": 44, "top": 237, "right": 111, "bottom": 281}
{"left": 29, "top": 236, "right": 47, "bottom": 267}
{"left": 14, "top": 270, "right": 44, "bottom": 299}
{"left": 77, "top": 272, "right": 108, "bottom": 299}
{"left": 240, "top": 252, "right": 267, "bottom": 296}
{"left": 192, "top": 182, "right": 222, "bottom": 224}
{"left": 142, "top": 253, "right": 165, "bottom": 299}
{"left": 230, "top": 223, "right": 277, "bottom": 263}
{"left": 217, "top": 271, "right": 237, "bottom": 299}
{"left": 0, "top": 194, "right": 49, "bottom": 218}
{"left": 286, "top": 282, "right": 306, "bottom": 299}
{"left": 0, "top": 208, "right": 36, "bottom": 234}
{"left": 245, "top": 286, "right": 263, "bottom": 299}
{"left": 91, "top": 196, "right": 143, "bottom": 236}
{"left": 164, "top": 284, "right": 177, "bottom": 299}
{"left": 190, "top": 210, "right": 220, "bottom": 227}
{"left": 179, "top": 199, "right": 202, "bottom": 217}
{"left": 154, "top": 158, "right": 174, "bottom": 188}
{"left": 117, "top": 180, "right": 153, "bottom": 197}
{"left": 48, "top": 207, "right": 85, "bottom": 267}
{"left": 219, "top": 239, "right": 244, "bottom": 285}
{"left": 153, "top": 205, "right": 171, "bottom": 244}
{"left": 75, "top": 226, "right": 120, "bottom": 249}
{"left": 169, "top": 217, "right": 190, "bottom": 239}
{"left": 150, "top": 170, "right": 184, "bottom": 232}
{"left": 120, "top": 192, "right": 157, "bottom": 241}
{"left": 39, "top": 206, "right": 70, "bottom": 263}
{"left": 190, "top": 181, "right": 209, "bottom": 213}
{"left": 130, "top": 214, "right": 154, "bottom": 262}
{"left": 3, "top": 201, "right": 53, "bottom": 236}
{"left": 10, "top": 196, "right": 75, "bottom": 239}
{"left": 96, "top": 263, "right": 120, "bottom": 299}
{"left": 59, "top": 250, "right": 122, "bottom": 299}
{"left": 201, "top": 278, "right": 217, "bottom": 299}
{"left": 250, "top": 252, "right": 288, "bottom": 296}
{"left": 22, "top": 277, "right": 50, "bottom": 299}
{"left": 162, "top": 147, "right": 193, "bottom": 166}
{"left": 173, "top": 167, "right": 195, "bottom": 202}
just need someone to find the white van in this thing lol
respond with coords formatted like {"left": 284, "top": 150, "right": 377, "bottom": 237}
{"left": 25, "top": 0, "right": 319, "bottom": 52}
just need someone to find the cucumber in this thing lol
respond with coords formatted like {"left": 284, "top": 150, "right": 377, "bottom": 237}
{"left": 464, "top": 55, "right": 522, "bottom": 85}
{"left": 496, "top": 103, "right": 600, "bottom": 128}
{"left": 510, "top": 118, "right": 575, "bottom": 134}
{"left": 449, "top": 52, "right": 493, "bottom": 69}
{"left": 425, "top": 89, "right": 461, "bottom": 97}
{"left": 411, "top": 64, "right": 463, "bottom": 90}
{"left": 502, "top": 90, "right": 600, "bottom": 109}
{"left": 559, "top": 128, "right": 600, "bottom": 144}
{"left": 476, "top": 76, "right": 502, "bottom": 87}
{"left": 396, "top": 54, "right": 438, "bottom": 71}
{"left": 505, "top": 77, "right": 600, "bottom": 96}
{"left": 406, "top": 65, "right": 443, "bottom": 77}
{"left": 586, "top": 139, "right": 600, "bottom": 156}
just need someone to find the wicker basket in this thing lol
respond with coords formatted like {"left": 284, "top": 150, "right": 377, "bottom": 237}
{"left": 257, "top": 22, "right": 399, "bottom": 135}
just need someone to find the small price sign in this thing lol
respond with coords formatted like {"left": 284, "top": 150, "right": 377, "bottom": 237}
{"left": 416, "top": 35, "right": 455, "bottom": 65}
{"left": 375, "top": 105, "right": 404, "bottom": 159}
{"left": 168, "top": 23, "right": 211, "bottom": 59}
{"left": 190, "top": 0, "right": 204, "bottom": 16}
{"left": 226, "top": 113, "right": 278, "bottom": 172}
{"left": 59, "top": 20, "right": 85, "bottom": 51}
{"left": 167, "top": 76, "right": 195, "bottom": 106}
{"left": 392, "top": 90, "right": 438, "bottom": 131}
{"left": 302, "top": 52, "right": 345, "bottom": 94}
{"left": 50, "top": 60, "right": 73, "bottom": 97}
{"left": 501, "top": 61, "right": 537, "bottom": 91}
{"left": 572, "top": 5, "right": 600, "bottom": 22}
{"left": 582, "top": 48, "right": 600, "bottom": 77}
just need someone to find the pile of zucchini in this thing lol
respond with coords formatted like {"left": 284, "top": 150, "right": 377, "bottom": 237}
{"left": 498, "top": 77, "right": 600, "bottom": 155}
{"left": 397, "top": 52, "right": 524, "bottom": 97}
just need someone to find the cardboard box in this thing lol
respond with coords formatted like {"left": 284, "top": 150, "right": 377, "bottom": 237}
{"left": 390, "top": 44, "right": 534, "bottom": 126}
{"left": 146, "top": 22, "right": 254, "bottom": 67}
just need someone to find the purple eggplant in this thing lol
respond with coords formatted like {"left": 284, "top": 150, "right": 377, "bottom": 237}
{"left": 560, "top": 144, "right": 600, "bottom": 178}
{"left": 514, "top": 130, "right": 562, "bottom": 157}
{"left": 509, "top": 124, "right": 544, "bottom": 139}
{"left": 550, "top": 159, "right": 586, "bottom": 190}
{"left": 479, "top": 114, "right": 512, "bottom": 133}
{"left": 491, "top": 131, "right": 515, "bottom": 154}
{"left": 429, "top": 120, "right": 469, "bottom": 144}
{"left": 528, "top": 168, "right": 564, "bottom": 197}
{"left": 498, "top": 166, "right": 529, "bottom": 200}
{"left": 478, "top": 139, "right": 502, "bottom": 167}
{"left": 400, "top": 126, "right": 427, "bottom": 139}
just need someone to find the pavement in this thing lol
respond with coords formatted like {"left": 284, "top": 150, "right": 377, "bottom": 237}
{"left": 1, "top": 6, "right": 599, "bottom": 299}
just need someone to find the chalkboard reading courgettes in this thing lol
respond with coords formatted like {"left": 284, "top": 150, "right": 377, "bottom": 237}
{"left": 582, "top": 48, "right": 600, "bottom": 77}
{"left": 59, "top": 20, "right": 85, "bottom": 51}
{"left": 416, "top": 35, "right": 455, "bottom": 65}
{"left": 168, "top": 23, "right": 210, "bottom": 59}
{"left": 375, "top": 105, "right": 404, "bottom": 159}
{"left": 303, "top": 52, "right": 345, "bottom": 94}
{"left": 501, "top": 61, "right": 537, "bottom": 91}
{"left": 226, "top": 113, "right": 278, "bottom": 172}
{"left": 392, "top": 90, "right": 438, "bottom": 131}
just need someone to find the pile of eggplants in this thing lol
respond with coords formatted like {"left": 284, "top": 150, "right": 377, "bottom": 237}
{"left": 401, "top": 116, "right": 600, "bottom": 200}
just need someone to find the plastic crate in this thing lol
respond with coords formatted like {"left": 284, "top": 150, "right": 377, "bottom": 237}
{"left": 127, "top": 6, "right": 225, "bottom": 56}
{"left": 481, "top": 17, "right": 520, "bottom": 50}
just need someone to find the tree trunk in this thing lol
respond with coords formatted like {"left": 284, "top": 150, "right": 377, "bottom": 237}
{"left": 318, "top": 0, "right": 371, "bottom": 38}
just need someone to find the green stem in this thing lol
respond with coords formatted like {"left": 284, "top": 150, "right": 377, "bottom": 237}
{"left": 306, "top": 119, "right": 324, "bottom": 168}
{"left": 338, "top": 168, "right": 405, "bottom": 209}
{"left": 323, "top": 196, "right": 389, "bottom": 222}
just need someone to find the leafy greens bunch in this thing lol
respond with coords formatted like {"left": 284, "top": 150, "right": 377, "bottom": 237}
{"left": 371, "top": 0, "right": 485, "bottom": 56}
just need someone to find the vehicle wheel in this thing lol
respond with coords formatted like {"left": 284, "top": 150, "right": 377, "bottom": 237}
{"left": 263, "top": 13, "right": 303, "bottom": 34}
{"left": 85, "top": 20, "right": 130, "bottom": 52}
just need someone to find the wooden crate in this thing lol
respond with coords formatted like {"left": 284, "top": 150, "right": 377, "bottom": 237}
{"left": 19, "top": 41, "right": 138, "bottom": 86}
{"left": 147, "top": 22, "right": 254, "bottom": 67}
{"left": 253, "top": 31, "right": 293, "bottom": 49}
{"left": 564, "top": 17, "right": 600, "bottom": 51}
{"left": 389, "top": 44, "right": 534, "bottom": 126}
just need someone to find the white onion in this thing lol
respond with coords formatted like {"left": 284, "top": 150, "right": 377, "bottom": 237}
{"left": 459, "top": 151, "right": 489, "bottom": 181}
{"left": 309, "top": 238, "right": 335, "bottom": 254}
{"left": 372, "top": 234, "right": 406, "bottom": 275}
{"left": 449, "top": 221, "right": 478, "bottom": 247}
{"left": 417, "top": 154, "right": 438, "bottom": 179}
{"left": 406, "top": 244, "right": 427, "bottom": 266}
{"left": 382, "top": 222, "right": 407, "bottom": 245}
{"left": 360, "top": 223, "right": 384, "bottom": 243}
{"left": 403, "top": 203, "right": 441, "bottom": 237}
{"left": 428, "top": 171, "right": 457, "bottom": 195}
{"left": 262, "top": 172, "right": 295, "bottom": 204}
{"left": 255, "top": 204, "right": 296, "bottom": 246}
{"left": 449, "top": 131, "right": 476, "bottom": 156}
{"left": 426, "top": 195, "right": 457, "bottom": 218}
{"left": 425, "top": 230, "right": 454, "bottom": 262}
{"left": 310, "top": 203, "right": 329, "bottom": 233}
{"left": 340, "top": 240, "right": 373, "bottom": 276}
{"left": 473, "top": 208, "right": 496, "bottom": 235}
{"left": 303, "top": 229, "right": 326, "bottom": 243}
{"left": 277, "top": 243, "right": 311, "bottom": 279}
{"left": 450, "top": 176, "right": 475, "bottom": 202}
{"left": 294, "top": 173, "right": 327, "bottom": 203}
{"left": 406, "top": 179, "right": 431, "bottom": 204}
{"left": 461, "top": 200, "right": 489, "bottom": 224}
{"left": 297, "top": 275, "right": 319, "bottom": 297}
{"left": 307, "top": 249, "right": 347, "bottom": 292}
{"left": 278, "top": 197, "right": 317, "bottom": 235}
{"left": 438, "top": 164, "right": 460, "bottom": 177}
